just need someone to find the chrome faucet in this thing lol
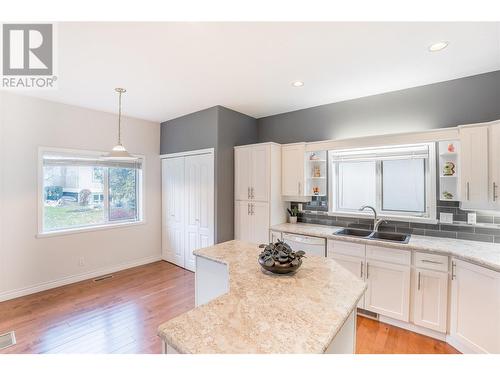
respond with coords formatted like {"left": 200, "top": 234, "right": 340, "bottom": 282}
{"left": 359, "top": 205, "right": 386, "bottom": 232}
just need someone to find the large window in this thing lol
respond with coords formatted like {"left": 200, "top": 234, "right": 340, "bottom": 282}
{"left": 330, "top": 144, "right": 435, "bottom": 218}
{"left": 40, "top": 149, "right": 143, "bottom": 234}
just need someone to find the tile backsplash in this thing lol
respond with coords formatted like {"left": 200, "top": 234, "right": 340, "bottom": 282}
{"left": 291, "top": 199, "right": 500, "bottom": 243}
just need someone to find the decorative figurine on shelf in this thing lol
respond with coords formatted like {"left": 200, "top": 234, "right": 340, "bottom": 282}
{"left": 312, "top": 186, "right": 320, "bottom": 195}
{"left": 447, "top": 143, "right": 455, "bottom": 153}
{"left": 442, "top": 191, "right": 454, "bottom": 200}
{"left": 313, "top": 166, "right": 321, "bottom": 177}
{"left": 443, "top": 161, "right": 456, "bottom": 176}
{"left": 309, "top": 153, "right": 320, "bottom": 160}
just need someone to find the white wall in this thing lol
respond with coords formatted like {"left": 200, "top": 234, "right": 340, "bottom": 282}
{"left": 0, "top": 92, "right": 161, "bottom": 301}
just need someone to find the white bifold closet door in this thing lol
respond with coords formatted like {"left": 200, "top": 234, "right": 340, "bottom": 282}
{"left": 184, "top": 153, "right": 214, "bottom": 271}
{"left": 162, "top": 157, "right": 185, "bottom": 267}
{"left": 162, "top": 151, "right": 214, "bottom": 272}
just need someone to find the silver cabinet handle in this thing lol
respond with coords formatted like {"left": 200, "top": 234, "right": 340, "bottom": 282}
{"left": 298, "top": 182, "right": 301, "bottom": 195}
{"left": 360, "top": 261, "right": 364, "bottom": 279}
{"left": 251, "top": 187, "right": 255, "bottom": 199}
{"left": 418, "top": 271, "right": 421, "bottom": 291}
{"left": 494, "top": 182, "right": 498, "bottom": 202}
{"left": 366, "top": 262, "right": 369, "bottom": 279}
{"left": 247, "top": 203, "right": 251, "bottom": 215}
{"left": 247, "top": 187, "right": 250, "bottom": 199}
{"left": 251, "top": 203, "right": 255, "bottom": 215}
{"left": 421, "top": 259, "right": 443, "bottom": 265}
{"left": 466, "top": 182, "right": 470, "bottom": 201}
{"left": 451, "top": 261, "right": 456, "bottom": 280}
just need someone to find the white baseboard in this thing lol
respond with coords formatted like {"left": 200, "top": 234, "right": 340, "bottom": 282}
{"left": 0, "top": 254, "right": 162, "bottom": 302}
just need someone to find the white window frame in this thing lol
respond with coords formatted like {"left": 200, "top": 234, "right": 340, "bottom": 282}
{"left": 328, "top": 143, "right": 437, "bottom": 222}
{"left": 37, "top": 147, "right": 145, "bottom": 237}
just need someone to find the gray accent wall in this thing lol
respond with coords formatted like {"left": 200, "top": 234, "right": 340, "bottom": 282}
{"left": 257, "top": 70, "right": 500, "bottom": 144}
{"left": 160, "top": 106, "right": 257, "bottom": 243}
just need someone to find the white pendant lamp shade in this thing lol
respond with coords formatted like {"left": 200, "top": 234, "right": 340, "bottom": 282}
{"left": 104, "top": 88, "right": 136, "bottom": 160}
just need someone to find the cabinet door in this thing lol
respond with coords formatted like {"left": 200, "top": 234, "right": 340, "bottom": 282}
{"left": 162, "top": 158, "right": 185, "bottom": 267}
{"left": 235, "top": 147, "right": 251, "bottom": 201}
{"left": 365, "top": 260, "right": 410, "bottom": 321}
{"left": 412, "top": 268, "right": 448, "bottom": 333}
{"left": 234, "top": 200, "right": 251, "bottom": 242}
{"left": 489, "top": 124, "right": 500, "bottom": 209}
{"left": 251, "top": 201, "right": 270, "bottom": 245}
{"left": 184, "top": 153, "right": 215, "bottom": 272}
{"left": 281, "top": 143, "right": 305, "bottom": 196}
{"left": 250, "top": 145, "right": 270, "bottom": 202}
{"left": 270, "top": 230, "right": 282, "bottom": 243}
{"left": 450, "top": 259, "right": 500, "bottom": 353}
{"left": 330, "top": 253, "right": 365, "bottom": 309}
{"left": 460, "top": 126, "right": 489, "bottom": 208}
{"left": 184, "top": 155, "right": 202, "bottom": 272}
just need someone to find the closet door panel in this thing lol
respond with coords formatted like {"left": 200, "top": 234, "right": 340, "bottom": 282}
{"left": 184, "top": 155, "right": 201, "bottom": 272}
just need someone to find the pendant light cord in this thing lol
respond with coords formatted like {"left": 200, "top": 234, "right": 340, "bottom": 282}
{"left": 118, "top": 90, "right": 122, "bottom": 145}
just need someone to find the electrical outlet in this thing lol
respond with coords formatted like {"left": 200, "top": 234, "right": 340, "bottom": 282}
{"left": 78, "top": 256, "right": 85, "bottom": 267}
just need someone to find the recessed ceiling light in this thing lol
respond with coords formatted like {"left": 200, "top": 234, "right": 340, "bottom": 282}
{"left": 428, "top": 41, "right": 449, "bottom": 52}
{"left": 292, "top": 81, "right": 304, "bottom": 87}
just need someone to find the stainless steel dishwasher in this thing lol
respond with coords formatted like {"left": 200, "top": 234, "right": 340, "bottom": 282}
{"left": 282, "top": 233, "right": 326, "bottom": 257}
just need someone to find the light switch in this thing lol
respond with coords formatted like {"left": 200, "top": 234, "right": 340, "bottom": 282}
{"left": 467, "top": 213, "right": 477, "bottom": 225}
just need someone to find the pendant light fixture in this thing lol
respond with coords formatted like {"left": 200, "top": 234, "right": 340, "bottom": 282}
{"left": 104, "top": 88, "right": 136, "bottom": 160}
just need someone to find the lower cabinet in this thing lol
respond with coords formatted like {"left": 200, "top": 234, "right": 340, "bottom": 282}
{"left": 329, "top": 253, "right": 365, "bottom": 309}
{"left": 449, "top": 259, "right": 500, "bottom": 353}
{"left": 235, "top": 201, "right": 270, "bottom": 244}
{"left": 412, "top": 268, "right": 448, "bottom": 333}
{"left": 364, "top": 260, "right": 411, "bottom": 322}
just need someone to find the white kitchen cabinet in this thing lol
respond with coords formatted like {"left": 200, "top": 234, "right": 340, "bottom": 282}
{"left": 270, "top": 230, "right": 282, "bottom": 243}
{"left": 234, "top": 143, "right": 285, "bottom": 245}
{"left": 459, "top": 126, "right": 489, "bottom": 208}
{"left": 281, "top": 143, "right": 306, "bottom": 196}
{"left": 489, "top": 123, "right": 500, "bottom": 209}
{"left": 234, "top": 144, "right": 270, "bottom": 202}
{"left": 449, "top": 259, "right": 500, "bottom": 353}
{"left": 330, "top": 252, "right": 365, "bottom": 309}
{"left": 234, "top": 146, "right": 252, "bottom": 201}
{"left": 412, "top": 268, "right": 448, "bottom": 333}
{"left": 161, "top": 150, "right": 214, "bottom": 272}
{"left": 365, "top": 259, "right": 411, "bottom": 322}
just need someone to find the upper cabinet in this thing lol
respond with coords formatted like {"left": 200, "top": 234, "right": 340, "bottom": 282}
{"left": 459, "top": 121, "right": 500, "bottom": 209}
{"left": 459, "top": 126, "right": 489, "bottom": 208}
{"left": 489, "top": 124, "right": 500, "bottom": 210}
{"left": 235, "top": 144, "right": 270, "bottom": 202}
{"left": 281, "top": 143, "right": 306, "bottom": 197}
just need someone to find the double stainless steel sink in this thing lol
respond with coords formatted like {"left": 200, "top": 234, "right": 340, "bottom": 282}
{"left": 334, "top": 228, "right": 411, "bottom": 244}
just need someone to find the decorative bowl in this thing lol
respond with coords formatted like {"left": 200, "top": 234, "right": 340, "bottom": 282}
{"left": 258, "top": 240, "right": 305, "bottom": 275}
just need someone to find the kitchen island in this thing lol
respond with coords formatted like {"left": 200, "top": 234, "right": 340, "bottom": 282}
{"left": 157, "top": 240, "right": 366, "bottom": 354}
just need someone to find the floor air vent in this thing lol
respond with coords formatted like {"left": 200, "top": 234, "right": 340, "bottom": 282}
{"left": 93, "top": 274, "right": 114, "bottom": 282}
{"left": 0, "top": 331, "right": 16, "bottom": 350}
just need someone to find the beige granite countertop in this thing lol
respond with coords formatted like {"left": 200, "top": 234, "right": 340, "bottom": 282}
{"left": 271, "top": 223, "right": 500, "bottom": 272}
{"left": 158, "top": 240, "right": 366, "bottom": 354}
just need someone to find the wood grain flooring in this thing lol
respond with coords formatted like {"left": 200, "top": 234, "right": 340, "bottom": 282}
{"left": 0, "top": 260, "right": 459, "bottom": 354}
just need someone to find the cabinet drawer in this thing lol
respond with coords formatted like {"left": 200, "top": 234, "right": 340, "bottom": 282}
{"left": 414, "top": 252, "right": 449, "bottom": 272}
{"left": 366, "top": 244, "right": 411, "bottom": 266}
{"left": 328, "top": 239, "right": 365, "bottom": 258}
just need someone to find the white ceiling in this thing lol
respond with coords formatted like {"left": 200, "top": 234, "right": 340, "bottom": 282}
{"left": 22, "top": 22, "right": 500, "bottom": 122}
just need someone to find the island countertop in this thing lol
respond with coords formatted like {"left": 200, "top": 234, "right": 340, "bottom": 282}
{"left": 157, "top": 240, "right": 366, "bottom": 354}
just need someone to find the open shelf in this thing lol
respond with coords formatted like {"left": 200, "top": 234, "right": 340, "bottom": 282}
{"left": 305, "top": 150, "right": 328, "bottom": 196}
{"left": 438, "top": 140, "right": 460, "bottom": 202}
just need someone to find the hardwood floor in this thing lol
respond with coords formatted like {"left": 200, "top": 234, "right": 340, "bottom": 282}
{"left": 0, "top": 261, "right": 459, "bottom": 354}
